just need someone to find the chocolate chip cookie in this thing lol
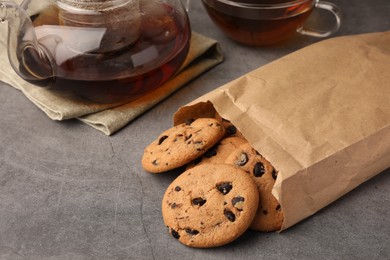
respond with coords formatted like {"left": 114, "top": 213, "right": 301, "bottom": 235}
{"left": 186, "top": 136, "right": 248, "bottom": 169}
{"left": 142, "top": 118, "right": 225, "bottom": 173}
{"left": 225, "top": 142, "right": 284, "bottom": 232}
{"left": 162, "top": 164, "right": 259, "bottom": 248}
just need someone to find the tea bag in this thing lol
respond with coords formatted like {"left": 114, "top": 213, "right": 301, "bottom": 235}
{"left": 57, "top": 0, "right": 141, "bottom": 53}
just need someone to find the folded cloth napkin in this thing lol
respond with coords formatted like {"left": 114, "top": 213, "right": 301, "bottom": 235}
{"left": 0, "top": 30, "right": 224, "bottom": 135}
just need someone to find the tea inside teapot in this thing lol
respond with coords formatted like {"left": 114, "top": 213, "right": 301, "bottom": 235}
{"left": 2, "top": 0, "right": 191, "bottom": 103}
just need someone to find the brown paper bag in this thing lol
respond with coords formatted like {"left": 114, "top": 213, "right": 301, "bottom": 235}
{"left": 173, "top": 31, "right": 390, "bottom": 231}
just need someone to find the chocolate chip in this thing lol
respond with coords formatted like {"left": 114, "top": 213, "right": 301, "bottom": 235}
{"left": 158, "top": 135, "right": 168, "bottom": 145}
{"left": 175, "top": 186, "right": 181, "bottom": 192}
{"left": 276, "top": 204, "right": 281, "bottom": 211}
{"left": 253, "top": 162, "right": 265, "bottom": 177}
{"left": 272, "top": 169, "right": 278, "bottom": 180}
{"left": 262, "top": 210, "right": 268, "bottom": 215}
{"left": 171, "top": 229, "right": 180, "bottom": 239}
{"left": 185, "top": 228, "right": 200, "bottom": 235}
{"left": 236, "top": 152, "right": 248, "bottom": 166}
{"left": 226, "top": 125, "right": 237, "bottom": 135}
{"left": 232, "top": 196, "right": 245, "bottom": 206}
{"left": 171, "top": 202, "right": 178, "bottom": 209}
{"left": 152, "top": 160, "right": 158, "bottom": 166}
{"left": 185, "top": 118, "right": 195, "bottom": 125}
{"left": 216, "top": 182, "right": 233, "bottom": 195}
{"left": 193, "top": 156, "right": 203, "bottom": 165}
{"left": 232, "top": 197, "right": 245, "bottom": 211}
{"left": 204, "top": 147, "right": 217, "bottom": 158}
{"left": 194, "top": 141, "right": 204, "bottom": 151}
{"left": 192, "top": 197, "right": 207, "bottom": 206}
{"left": 174, "top": 134, "right": 183, "bottom": 142}
{"left": 224, "top": 209, "right": 236, "bottom": 222}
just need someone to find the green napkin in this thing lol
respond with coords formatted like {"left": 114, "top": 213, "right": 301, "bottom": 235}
{"left": 0, "top": 31, "right": 223, "bottom": 135}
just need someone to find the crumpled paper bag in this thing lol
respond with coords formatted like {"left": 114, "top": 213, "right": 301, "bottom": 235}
{"left": 174, "top": 31, "right": 390, "bottom": 231}
{"left": 0, "top": 27, "right": 223, "bottom": 135}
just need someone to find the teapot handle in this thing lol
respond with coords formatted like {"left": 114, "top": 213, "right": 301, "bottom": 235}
{"left": 0, "top": 1, "right": 54, "bottom": 83}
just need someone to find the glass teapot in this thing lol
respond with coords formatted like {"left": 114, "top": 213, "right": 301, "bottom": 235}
{"left": 0, "top": 0, "right": 191, "bottom": 102}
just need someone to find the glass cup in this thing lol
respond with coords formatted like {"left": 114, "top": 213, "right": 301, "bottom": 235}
{"left": 201, "top": 0, "right": 341, "bottom": 46}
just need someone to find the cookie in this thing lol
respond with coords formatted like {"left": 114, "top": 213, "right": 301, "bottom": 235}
{"left": 162, "top": 164, "right": 259, "bottom": 248}
{"left": 225, "top": 143, "right": 284, "bottom": 232}
{"left": 142, "top": 118, "right": 225, "bottom": 173}
{"left": 186, "top": 136, "right": 248, "bottom": 169}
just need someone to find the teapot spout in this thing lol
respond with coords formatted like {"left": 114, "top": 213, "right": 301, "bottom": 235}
{"left": 0, "top": 1, "right": 54, "bottom": 85}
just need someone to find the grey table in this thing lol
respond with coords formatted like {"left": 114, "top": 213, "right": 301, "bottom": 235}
{"left": 1, "top": 0, "right": 389, "bottom": 259}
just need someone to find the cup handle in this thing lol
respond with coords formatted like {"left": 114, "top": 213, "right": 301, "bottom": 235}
{"left": 297, "top": 0, "right": 341, "bottom": 38}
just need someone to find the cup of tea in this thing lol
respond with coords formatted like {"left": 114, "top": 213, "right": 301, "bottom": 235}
{"left": 201, "top": 0, "right": 341, "bottom": 46}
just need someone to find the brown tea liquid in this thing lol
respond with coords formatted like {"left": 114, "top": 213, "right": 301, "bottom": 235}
{"left": 202, "top": 0, "right": 313, "bottom": 46}
{"left": 23, "top": 3, "right": 190, "bottom": 103}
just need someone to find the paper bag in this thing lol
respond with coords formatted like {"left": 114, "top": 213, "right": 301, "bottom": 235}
{"left": 173, "top": 31, "right": 390, "bottom": 231}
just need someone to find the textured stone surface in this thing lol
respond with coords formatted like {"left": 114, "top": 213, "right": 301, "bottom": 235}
{"left": 1, "top": 0, "right": 389, "bottom": 259}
